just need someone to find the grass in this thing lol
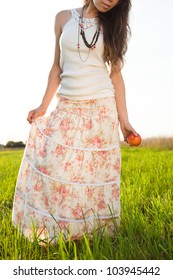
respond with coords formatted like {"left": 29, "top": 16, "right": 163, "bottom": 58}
{"left": 0, "top": 145, "right": 173, "bottom": 260}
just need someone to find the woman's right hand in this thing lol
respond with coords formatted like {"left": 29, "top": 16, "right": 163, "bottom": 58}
{"left": 27, "top": 105, "right": 47, "bottom": 124}
{"left": 120, "top": 121, "right": 138, "bottom": 142}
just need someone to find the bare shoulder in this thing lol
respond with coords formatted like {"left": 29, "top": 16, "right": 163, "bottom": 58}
{"left": 55, "top": 9, "right": 72, "bottom": 33}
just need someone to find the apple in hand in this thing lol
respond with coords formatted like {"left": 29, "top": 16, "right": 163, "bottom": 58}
{"left": 127, "top": 133, "right": 142, "bottom": 146}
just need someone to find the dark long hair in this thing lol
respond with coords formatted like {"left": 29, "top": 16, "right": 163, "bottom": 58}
{"left": 83, "top": 0, "right": 132, "bottom": 69}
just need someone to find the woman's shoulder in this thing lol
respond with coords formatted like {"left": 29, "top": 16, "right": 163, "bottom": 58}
{"left": 55, "top": 9, "right": 71, "bottom": 22}
{"left": 55, "top": 7, "right": 82, "bottom": 32}
{"left": 54, "top": 9, "right": 72, "bottom": 32}
{"left": 55, "top": 7, "right": 82, "bottom": 21}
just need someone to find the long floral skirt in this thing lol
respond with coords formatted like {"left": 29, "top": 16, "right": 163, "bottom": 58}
{"left": 12, "top": 96, "right": 121, "bottom": 243}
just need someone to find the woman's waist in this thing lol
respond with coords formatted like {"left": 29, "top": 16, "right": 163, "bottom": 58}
{"left": 56, "top": 95, "right": 117, "bottom": 116}
{"left": 59, "top": 74, "right": 114, "bottom": 92}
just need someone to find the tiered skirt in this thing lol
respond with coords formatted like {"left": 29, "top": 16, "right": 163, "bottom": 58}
{"left": 12, "top": 96, "right": 121, "bottom": 243}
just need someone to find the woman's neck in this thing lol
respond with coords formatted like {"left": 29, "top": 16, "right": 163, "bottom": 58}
{"left": 83, "top": 2, "right": 98, "bottom": 18}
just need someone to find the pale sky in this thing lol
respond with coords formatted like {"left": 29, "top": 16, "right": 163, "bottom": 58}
{"left": 0, "top": 0, "right": 173, "bottom": 144}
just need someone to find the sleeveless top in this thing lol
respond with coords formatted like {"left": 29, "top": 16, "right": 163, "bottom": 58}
{"left": 57, "top": 9, "right": 115, "bottom": 100}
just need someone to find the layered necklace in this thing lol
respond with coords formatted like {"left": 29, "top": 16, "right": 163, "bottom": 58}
{"left": 77, "top": 8, "right": 101, "bottom": 62}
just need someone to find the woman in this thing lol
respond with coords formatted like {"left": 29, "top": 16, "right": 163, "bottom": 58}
{"left": 12, "top": 0, "right": 138, "bottom": 243}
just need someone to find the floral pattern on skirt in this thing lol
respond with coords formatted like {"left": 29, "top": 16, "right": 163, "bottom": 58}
{"left": 12, "top": 96, "right": 121, "bottom": 243}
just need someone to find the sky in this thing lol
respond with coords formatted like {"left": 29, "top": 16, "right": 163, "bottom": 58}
{"left": 0, "top": 0, "right": 173, "bottom": 144}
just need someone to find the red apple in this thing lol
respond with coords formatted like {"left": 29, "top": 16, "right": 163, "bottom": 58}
{"left": 127, "top": 133, "right": 142, "bottom": 146}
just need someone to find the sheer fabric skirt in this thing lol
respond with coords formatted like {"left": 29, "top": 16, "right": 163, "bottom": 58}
{"left": 12, "top": 96, "right": 121, "bottom": 243}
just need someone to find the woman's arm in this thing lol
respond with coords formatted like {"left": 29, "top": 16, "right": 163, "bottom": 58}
{"left": 27, "top": 10, "right": 70, "bottom": 124}
{"left": 110, "top": 67, "right": 138, "bottom": 141}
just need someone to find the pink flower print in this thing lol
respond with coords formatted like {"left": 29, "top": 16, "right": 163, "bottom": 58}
{"left": 85, "top": 160, "right": 94, "bottom": 173}
{"left": 53, "top": 183, "right": 61, "bottom": 192}
{"left": 61, "top": 118, "right": 70, "bottom": 131}
{"left": 86, "top": 187, "right": 94, "bottom": 197}
{"left": 85, "top": 119, "right": 92, "bottom": 130}
{"left": 55, "top": 145, "right": 65, "bottom": 156}
{"left": 36, "top": 129, "right": 44, "bottom": 139}
{"left": 21, "top": 167, "right": 29, "bottom": 179}
{"left": 90, "top": 136, "right": 104, "bottom": 148}
{"left": 88, "top": 163, "right": 93, "bottom": 173}
{"left": 27, "top": 139, "right": 36, "bottom": 149}
{"left": 72, "top": 176, "right": 81, "bottom": 183}
{"left": 77, "top": 108, "right": 83, "bottom": 116}
{"left": 97, "top": 200, "right": 107, "bottom": 210}
{"left": 65, "top": 138, "right": 74, "bottom": 146}
{"left": 38, "top": 149, "right": 47, "bottom": 157}
{"left": 72, "top": 206, "right": 83, "bottom": 219}
{"left": 62, "top": 98, "right": 69, "bottom": 104}
{"left": 43, "top": 196, "right": 49, "bottom": 207}
{"left": 112, "top": 188, "right": 120, "bottom": 200}
{"left": 37, "top": 166, "right": 50, "bottom": 175}
{"left": 99, "top": 106, "right": 107, "bottom": 117}
{"left": 113, "top": 161, "right": 120, "bottom": 172}
{"left": 98, "top": 151, "right": 108, "bottom": 160}
{"left": 33, "top": 182, "right": 42, "bottom": 192}
{"left": 77, "top": 151, "right": 84, "bottom": 162}
{"left": 53, "top": 195, "right": 59, "bottom": 202}
{"left": 59, "top": 186, "right": 69, "bottom": 199}
{"left": 64, "top": 161, "right": 72, "bottom": 171}
{"left": 43, "top": 128, "right": 54, "bottom": 136}
{"left": 58, "top": 221, "right": 68, "bottom": 230}
{"left": 33, "top": 174, "right": 40, "bottom": 182}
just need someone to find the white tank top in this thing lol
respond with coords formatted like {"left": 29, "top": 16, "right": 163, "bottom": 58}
{"left": 57, "top": 9, "right": 115, "bottom": 100}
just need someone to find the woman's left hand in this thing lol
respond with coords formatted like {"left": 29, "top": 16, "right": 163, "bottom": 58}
{"left": 120, "top": 121, "right": 139, "bottom": 142}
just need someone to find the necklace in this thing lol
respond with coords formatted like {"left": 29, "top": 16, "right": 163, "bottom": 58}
{"left": 77, "top": 8, "right": 100, "bottom": 62}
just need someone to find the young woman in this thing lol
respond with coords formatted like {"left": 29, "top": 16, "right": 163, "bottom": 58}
{"left": 12, "top": 0, "right": 138, "bottom": 243}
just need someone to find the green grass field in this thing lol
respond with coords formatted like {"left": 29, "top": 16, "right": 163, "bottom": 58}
{"left": 0, "top": 147, "right": 173, "bottom": 260}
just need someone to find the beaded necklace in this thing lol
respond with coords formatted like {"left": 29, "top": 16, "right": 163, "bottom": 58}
{"left": 77, "top": 8, "right": 100, "bottom": 62}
